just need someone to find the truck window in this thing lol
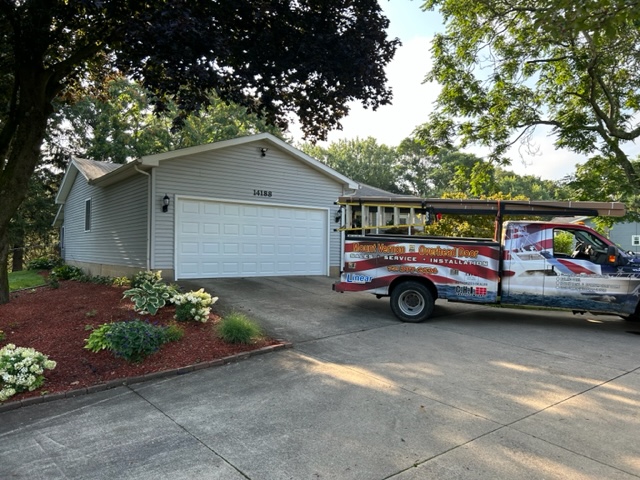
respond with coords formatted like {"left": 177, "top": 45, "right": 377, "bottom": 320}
{"left": 554, "top": 227, "right": 609, "bottom": 263}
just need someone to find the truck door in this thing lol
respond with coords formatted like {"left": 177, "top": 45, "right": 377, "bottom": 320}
{"left": 541, "top": 226, "right": 629, "bottom": 313}
{"left": 501, "top": 223, "right": 553, "bottom": 306}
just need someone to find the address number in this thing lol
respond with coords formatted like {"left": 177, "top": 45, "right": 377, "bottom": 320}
{"left": 253, "top": 189, "right": 273, "bottom": 197}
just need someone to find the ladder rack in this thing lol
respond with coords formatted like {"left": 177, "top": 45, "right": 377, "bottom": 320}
{"left": 334, "top": 196, "right": 626, "bottom": 235}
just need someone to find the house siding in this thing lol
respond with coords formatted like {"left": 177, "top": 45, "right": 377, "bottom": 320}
{"left": 63, "top": 172, "right": 149, "bottom": 271}
{"left": 609, "top": 222, "right": 640, "bottom": 252}
{"left": 152, "top": 141, "right": 344, "bottom": 272}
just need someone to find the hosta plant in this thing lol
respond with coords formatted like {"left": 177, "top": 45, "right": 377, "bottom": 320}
{"left": 0, "top": 344, "right": 57, "bottom": 402}
{"left": 131, "top": 270, "right": 163, "bottom": 288}
{"left": 123, "top": 281, "right": 178, "bottom": 315}
{"left": 171, "top": 289, "right": 217, "bottom": 323}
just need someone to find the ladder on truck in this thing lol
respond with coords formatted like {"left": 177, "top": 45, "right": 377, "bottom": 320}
{"left": 334, "top": 195, "right": 626, "bottom": 239}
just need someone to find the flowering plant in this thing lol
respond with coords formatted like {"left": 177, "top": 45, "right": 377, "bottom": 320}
{"left": 0, "top": 344, "right": 57, "bottom": 402}
{"left": 171, "top": 289, "right": 218, "bottom": 322}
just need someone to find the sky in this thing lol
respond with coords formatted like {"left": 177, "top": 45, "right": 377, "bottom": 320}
{"left": 289, "top": 0, "right": 634, "bottom": 182}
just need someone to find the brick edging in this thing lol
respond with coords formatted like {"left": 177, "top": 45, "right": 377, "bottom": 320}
{"left": 0, "top": 341, "right": 292, "bottom": 413}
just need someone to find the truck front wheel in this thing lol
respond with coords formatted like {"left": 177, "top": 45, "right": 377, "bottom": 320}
{"left": 390, "top": 281, "right": 434, "bottom": 323}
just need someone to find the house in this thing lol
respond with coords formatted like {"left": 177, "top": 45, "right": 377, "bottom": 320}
{"left": 53, "top": 133, "right": 358, "bottom": 280}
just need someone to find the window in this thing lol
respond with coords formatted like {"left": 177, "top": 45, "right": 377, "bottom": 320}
{"left": 632, "top": 235, "right": 640, "bottom": 247}
{"left": 84, "top": 199, "right": 91, "bottom": 231}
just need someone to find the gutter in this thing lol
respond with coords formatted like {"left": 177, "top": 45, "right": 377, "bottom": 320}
{"left": 134, "top": 165, "right": 152, "bottom": 271}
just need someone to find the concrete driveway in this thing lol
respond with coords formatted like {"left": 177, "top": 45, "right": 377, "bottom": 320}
{"left": 2, "top": 276, "right": 640, "bottom": 479}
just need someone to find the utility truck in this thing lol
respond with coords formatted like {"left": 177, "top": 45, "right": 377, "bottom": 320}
{"left": 332, "top": 196, "right": 640, "bottom": 322}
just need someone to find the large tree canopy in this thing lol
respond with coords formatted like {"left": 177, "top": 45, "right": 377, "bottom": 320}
{"left": 0, "top": 0, "right": 399, "bottom": 302}
{"left": 417, "top": 0, "right": 640, "bottom": 196}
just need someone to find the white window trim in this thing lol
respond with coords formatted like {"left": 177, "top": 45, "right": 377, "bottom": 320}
{"left": 632, "top": 235, "right": 640, "bottom": 246}
{"left": 84, "top": 198, "right": 92, "bottom": 232}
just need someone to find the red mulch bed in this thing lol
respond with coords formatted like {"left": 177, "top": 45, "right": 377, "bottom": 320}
{"left": 0, "top": 277, "right": 281, "bottom": 404}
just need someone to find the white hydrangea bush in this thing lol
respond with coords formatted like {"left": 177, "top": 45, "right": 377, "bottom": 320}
{"left": 171, "top": 289, "right": 218, "bottom": 323}
{"left": 0, "top": 344, "right": 57, "bottom": 402}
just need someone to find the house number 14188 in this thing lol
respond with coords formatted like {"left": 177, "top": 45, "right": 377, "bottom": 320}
{"left": 253, "top": 189, "right": 272, "bottom": 197}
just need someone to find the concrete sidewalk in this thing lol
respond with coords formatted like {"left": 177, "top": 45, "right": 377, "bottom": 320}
{"left": 1, "top": 276, "right": 639, "bottom": 479}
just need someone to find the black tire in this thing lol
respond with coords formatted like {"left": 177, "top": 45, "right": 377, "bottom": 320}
{"left": 390, "top": 281, "right": 434, "bottom": 323}
{"left": 622, "top": 314, "right": 640, "bottom": 323}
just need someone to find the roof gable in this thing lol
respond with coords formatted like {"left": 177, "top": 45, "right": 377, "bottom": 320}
{"left": 55, "top": 133, "right": 357, "bottom": 206}
{"left": 140, "top": 133, "right": 357, "bottom": 188}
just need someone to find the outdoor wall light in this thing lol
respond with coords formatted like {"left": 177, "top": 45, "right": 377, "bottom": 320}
{"left": 162, "top": 194, "right": 170, "bottom": 212}
{"left": 335, "top": 207, "right": 342, "bottom": 223}
{"left": 260, "top": 147, "right": 269, "bottom": 157}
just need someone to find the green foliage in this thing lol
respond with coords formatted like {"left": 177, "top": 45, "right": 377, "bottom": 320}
{"left": 55, "top": 79, "right": 285, "bottom": 164}
{"left": 51, "top": 264, "right": 83, "bottom": 281}
{"left": 301, "top": 137, "right": 406, "bottom": 194}
{"left": 84, "top": 324, "right": 113, "bottom": 353}
{"left": 216, "top": 312, "right": 263, "bottom": 345}
{"left": 553, "top": 231, "right": 575, "bottom": 255}
{"left": 0, "top": 330, "right": 5, "bottom": 341}
{"left": 112, "top": 276, "right": 131, "bottom": 287}
{"left": 26, "top": 256, "right": 61, "bottom": 271}
{"left": 123, "top": 281, "right": 178, "bottom": 315}
{"left": 85, "top": 320, "right": 182, "bottom": 362}
{"left": 131, "top": 270, "right": 163, "bottom": 289}
{"left": 106, "top": 320, "right": 175, "bottom": 363}
{"left": 172, "top": 289, "right": 217, "bottom": 323}
{"left": 0, "top": 344, "right": 57, "bottom": 402}
{"left": 163, "top": 323, "right": 185, "bottom": 343}
{"left": 8, "top": 270, "right": 47, "bottom": 291}
{"left": 420, "top": 0, "right": 640, "bottom": 195}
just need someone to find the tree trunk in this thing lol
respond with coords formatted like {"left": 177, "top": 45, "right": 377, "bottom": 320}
{"left": 0, "top": 69, "right": 52, "bottom": 303}
{"left": 12, "top": 241, "right": 24, "bottom": 272}
{"left": 0, "top": 230, "right": 10, "bottom": 304}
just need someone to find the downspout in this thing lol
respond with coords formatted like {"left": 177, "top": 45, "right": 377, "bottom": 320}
{"left": 134, "top": 165, "right": 152, "bottom": 271}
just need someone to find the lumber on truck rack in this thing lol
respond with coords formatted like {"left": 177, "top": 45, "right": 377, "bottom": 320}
{"left": 334, "top": 196, "right": 626, "bottom": 236}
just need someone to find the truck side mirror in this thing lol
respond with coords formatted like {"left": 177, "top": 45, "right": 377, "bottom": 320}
{"left": 607, "top": 245, "right": 618, "bottom": 264}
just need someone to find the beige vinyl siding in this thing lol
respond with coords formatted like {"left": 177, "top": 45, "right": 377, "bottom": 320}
{"left": 152, "top": 141, "right": 344, "bottom": 270}
{"left": 63, "top": 173, "right": 148, "bottom": 268}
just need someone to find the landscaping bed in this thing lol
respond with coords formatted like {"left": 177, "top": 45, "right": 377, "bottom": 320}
{"left": 0, "top": 278, "right": 281, "bottom": 405}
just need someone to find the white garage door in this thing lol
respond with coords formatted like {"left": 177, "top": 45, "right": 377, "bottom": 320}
{"left": 176, "top": 199, "right": 328, "bottom": 279}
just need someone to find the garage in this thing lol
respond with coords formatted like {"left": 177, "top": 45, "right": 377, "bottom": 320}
{"left": 176, "top": 198, "right": 328, "bottom": 279}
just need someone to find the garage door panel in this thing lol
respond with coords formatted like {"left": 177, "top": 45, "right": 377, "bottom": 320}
{"left": 202, "top": 243, "right": 219, "bottom": 254}
{"left": 203, "top": 203, "right": 220, "bottom": 215}
{"left": 177, "top": 200, "right": 327, "bottom": 279}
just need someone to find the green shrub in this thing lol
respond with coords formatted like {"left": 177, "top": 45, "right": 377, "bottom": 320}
{"left": 0, "top": 344, "right": 57, "bottom": 402}
{"left": 84, "top": 321, "right": 183, "bottom": 362}
{"left": 164, "top": 322, "right": 185, "bottom": 342}
{"left": 131, "top": 270, "right": 163, "bottom": 288}
{"left": 172, "top": 289, "right": 218, "bottom": 322}
{"left": 216, "top": 312, "right": 263, "bottom": 344}
{"left": 0, "top": 330, "right": 5, "bottom": 341}
{"left": 51, "top": 264, "right": 83, "bottom": 280}
{"left": 84, "top": 324, "right": 113, "bottom": 352}
{"left": 112, "top": 276, "right": 131, "bottom": 287}
{"left": 123, "top": 281, "right": 178, "bottom": 315}
{"left": 26, "top": 256, "right": 61, "bottom": 270}
{"left": 105, "top": 320, "right": 174, "bottom": 363}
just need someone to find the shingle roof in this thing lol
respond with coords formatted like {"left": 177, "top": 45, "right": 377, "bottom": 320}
{"left": 73, "top": 157, "right": 121, "bottom": 181}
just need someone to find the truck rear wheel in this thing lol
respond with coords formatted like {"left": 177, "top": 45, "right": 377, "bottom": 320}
{"left": 390, "top": 281, "right": 434, "bottom": 323}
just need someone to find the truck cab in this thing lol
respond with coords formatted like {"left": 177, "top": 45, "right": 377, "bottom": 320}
{"left": 501, "top": 221, "right": 640, "bottom": 316}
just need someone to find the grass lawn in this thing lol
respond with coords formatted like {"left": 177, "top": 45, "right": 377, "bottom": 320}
{"left": 8, "top": 270, "right": 47, "bottom": 291}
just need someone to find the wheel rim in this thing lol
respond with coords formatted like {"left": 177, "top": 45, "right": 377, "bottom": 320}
{"left": 398, "top": 289, "right": 425, "bottom": 316}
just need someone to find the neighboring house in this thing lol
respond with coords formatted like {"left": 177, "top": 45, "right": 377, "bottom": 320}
{"left": 607, "top": 221, "right": 640, "bottom": 252}
{"left": 53, "top": 133, "right": 358, "bottom": 280}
